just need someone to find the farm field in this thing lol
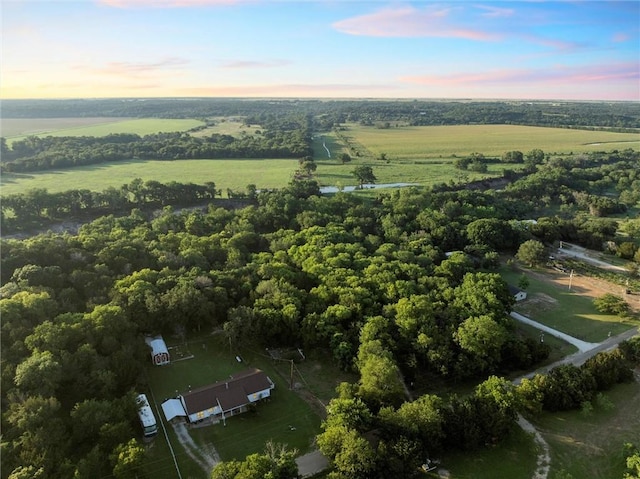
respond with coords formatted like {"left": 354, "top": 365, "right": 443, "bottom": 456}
{"left": 145, "top": 334, "right": 322, "bottom": 479}
{"left": 336, "top": 124, "right": 640, "bottom": 159}
{"left": 1, "top": 158, "right": 299, "bottom": 196}
{"left": 0, "top": 117, "right": 127, "bottom": 137}
{"left": 191, "top": 119, "right": 262, "bottom": 138}
{"left": 532, "top": 379, "right": 640, "bottom": 479}
{"left": 3, "top": 118, "right": 205, "bottom": 143}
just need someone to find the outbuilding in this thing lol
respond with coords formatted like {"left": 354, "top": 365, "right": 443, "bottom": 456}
{"left": 145, "top": 335, "right": 170, "bottom": 366}
{"left": 508, "top": 285, "right": 528, "bottom": 302}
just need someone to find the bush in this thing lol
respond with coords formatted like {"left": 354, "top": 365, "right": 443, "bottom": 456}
{"left": 593, "top": 293, "right": 630, "bottom": 316}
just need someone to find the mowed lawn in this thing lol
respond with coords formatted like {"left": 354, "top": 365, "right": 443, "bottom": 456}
{"left": 339, "top": 124, "right": 640, "bottom": 159}
{"left": 500, "top": 267, "right": 637, "bottom": 342}
{"left": 437, "top": 426, "right": 538, "bottom": 479}
{"left": 533, "top": 380, "right": 640, "bottom": 479}
{"left": 4, "top": 118, "right": 205, "bottom": 143}
{"left": 1, "top": 158, "right": 299, "bottom": 196}
{"left": 146, "top": 334, "right": 322, "bottom": 474}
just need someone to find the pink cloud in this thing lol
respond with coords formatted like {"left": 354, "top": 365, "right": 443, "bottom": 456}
{"left": 332, "top": 5, "right": 501, "bottom": 41}
{"left": 99, "top": 0, "right": 255, "bottom": 8}
{"left": 400, "top": 62, "right": 640, "bottom": 87}
{"left": 613, "top": 32, "right": 630, "bottom": 43}
{"left": 78, "top": 57, "right": 189, "bottom": 77}
{"left": 221, "top": 59, "right": 292, "bottom": 69}
{"left": 179, "top": 83, "right": 399, "bottom": 97}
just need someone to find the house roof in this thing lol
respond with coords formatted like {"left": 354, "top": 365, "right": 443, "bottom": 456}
{"left": 145, "top": 335, "right": 169, "bottom": 356}
{"left": 181, "top": 368, "right": 273, "bottom": 415}
{"left": 508, "top": 285, "right": 524, "bottom": 295}
{"left": 162, "top": 398, "right": 186, "bottom": 421}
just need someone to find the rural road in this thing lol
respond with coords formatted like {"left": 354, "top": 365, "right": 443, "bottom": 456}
{"left": 557, "top": 243, "right": 627, "bottom": 273}
{"left": 511, "top": 321, "right": 638, "bottom": 479}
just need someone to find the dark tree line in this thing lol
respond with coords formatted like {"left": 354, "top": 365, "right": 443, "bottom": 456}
{"left": 2, "top": 129, "right": 311, "bottom": 173}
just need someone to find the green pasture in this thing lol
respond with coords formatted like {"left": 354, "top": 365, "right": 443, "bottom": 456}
{"left": 145, "top": 334, "right": 322, "bottom": 478}
{"left": 434, "top": 426, "right": 538, "bottom": 479}
{"left": 1, "top": 117, "right": 126, "bottom": 138}
{"left": 314, "top": 156, "right": 520, "bottom": 189}
{"left": 1, "top": 158, "right": 299, "bottom": 197}
{"left": 532, "top": 380, "right": 640, "bottom": 479}
{"left": 4, "top": 118, "right": 204, "bottom": 143}
{"left": 191, "top": 119, "right": 262, "bottom": 138}
{"left": 500, "top": 267, "right": 637, "bottom": 342}
{"left": 338, "top": 124, "right": 640, "bottom": 159}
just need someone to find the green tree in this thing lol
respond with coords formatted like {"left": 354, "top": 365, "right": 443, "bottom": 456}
{"left": 339, "top": 153, "right": 352, "bottom": 164}
{"left": 352, "top": 166, "right": 376, "bottom": 188}
{"left": 516, "top": 239, "right": 547, "bottom": 267}
{"left": 357, "top": 340, "right": 405, "bottom": 408}
{"left": 111, "top": 439, "right": 146, "bottom": 479}
{"left": 593, "top": 293, "right": 629, "bottom": 316}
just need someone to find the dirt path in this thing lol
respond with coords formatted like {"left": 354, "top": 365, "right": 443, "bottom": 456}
{"left": 172, "top": 422, "right": 219, "bottom": 475}
{"left": 517, "top": 415, "right": 551, "bottom": 479}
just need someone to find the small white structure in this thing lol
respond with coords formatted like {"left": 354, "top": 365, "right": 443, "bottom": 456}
{"left": 145, "top": 335, "right": 170, "bottom": 366}
{"left": 509, "top": 285, "right": 528, "bottom": 302}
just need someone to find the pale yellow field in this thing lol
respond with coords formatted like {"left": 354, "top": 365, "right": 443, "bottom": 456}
{"left": 342, "top": 124, "right": 640, "bottom": 159}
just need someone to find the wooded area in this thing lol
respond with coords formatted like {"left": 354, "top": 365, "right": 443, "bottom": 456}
{"left": 1, "top": 99, "right": 639, "bottom": 479}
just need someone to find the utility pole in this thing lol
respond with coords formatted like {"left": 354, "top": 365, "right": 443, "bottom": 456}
{"left": 568, "top": 269, "right": 574, "bottom": 291}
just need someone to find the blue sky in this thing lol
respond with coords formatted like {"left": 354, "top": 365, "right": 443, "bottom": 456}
{"left": 1, "top": 0, "right": 638, "bottom": 100}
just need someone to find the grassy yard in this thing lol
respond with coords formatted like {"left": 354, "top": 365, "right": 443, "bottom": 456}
{"left": 532, "top": 379, "right": 640, "bottom": 479}
{"left": 500, "top": 267, "right": 636, "bottom": 342}
{"left": 433, "top": 426, "right": 539, "bottom": 479}
{"left": 145, "top": 334, "right": 323, "bottom": 478}
{"left": 4, "top": 118, "right": 205, "bottom": 143}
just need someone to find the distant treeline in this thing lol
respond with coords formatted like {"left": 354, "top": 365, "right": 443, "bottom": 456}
{"left": 1, "top": 129, "right": 311, "bottom": 173}
{"left": 2, "top": 98, "right": 639, "bottom": 130}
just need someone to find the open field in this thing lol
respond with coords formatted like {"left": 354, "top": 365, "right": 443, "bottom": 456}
{"left": 500, "top": 266, "right": 639, "bottom": 342}
{"left": 145, "top": 334, "right": 322, "bottom": 478}
{"left": 0, "top": 117, "right": 127, "bottom": 137}
{"left": 532, "top": 378, "right": 640, "bottom": 479}
{"left": 3, "top": 118, "right": 205, "bottom": 143}
{"left": 314, "top": 156, "right": 519, "bottom": 189}
{"left": 191, "top": 119, "right": 262, "bottom": 138}
{"left": 1, "top": 158, "right": 299, "bottom": 196}
{"left": 337, "top": 124, "right": 640, "bottom": 159}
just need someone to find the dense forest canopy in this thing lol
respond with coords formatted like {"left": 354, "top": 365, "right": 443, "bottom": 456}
{"left": 1, "top": 99, "right": 640, "bottom": 479}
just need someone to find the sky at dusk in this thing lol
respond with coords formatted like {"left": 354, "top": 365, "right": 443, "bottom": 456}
{"left": 1, "top": 0, "right": 639, "bottom": 101}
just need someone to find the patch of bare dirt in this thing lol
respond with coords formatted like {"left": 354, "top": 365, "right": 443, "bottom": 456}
{"left": 524, "top": 268, "right": 640, "bottom": 313}
{"left": 172, "top": 422, "right": 219, "bottom": 475}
